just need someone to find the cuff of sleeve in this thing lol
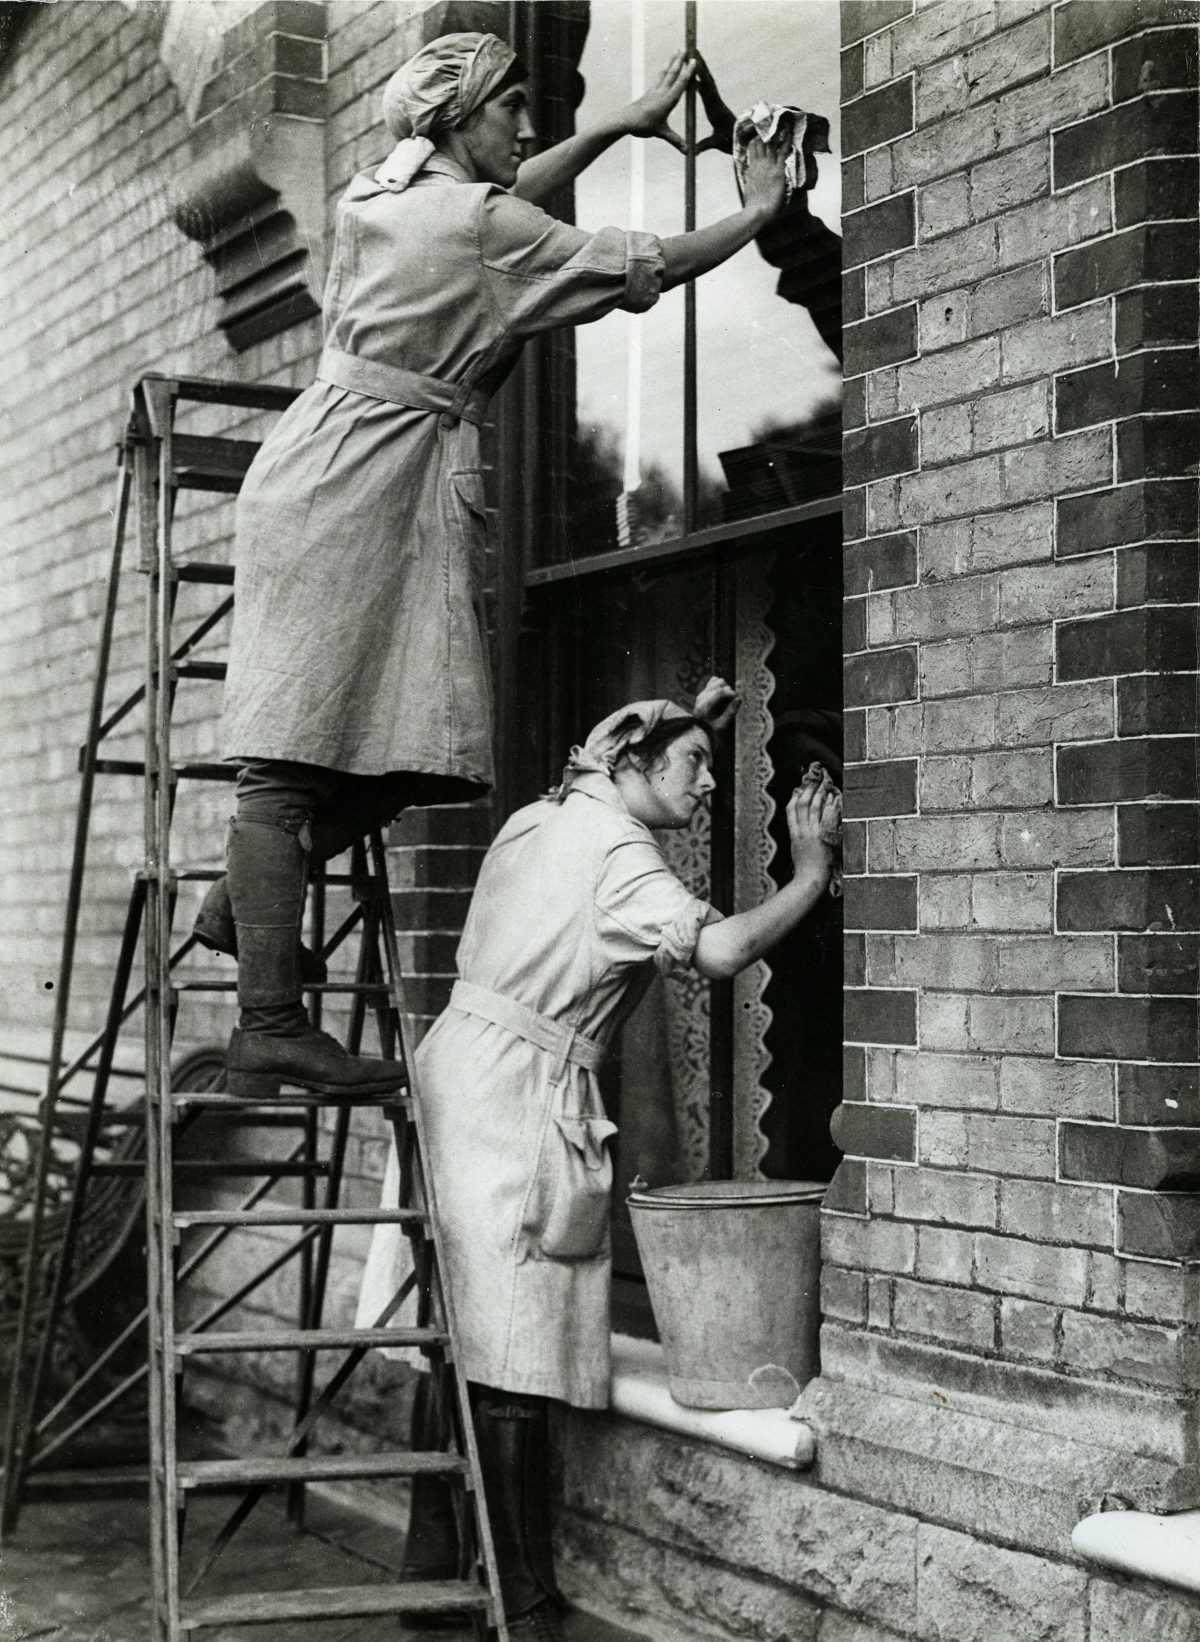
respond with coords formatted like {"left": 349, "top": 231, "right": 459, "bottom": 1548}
{"left": 621, "top": 229, "right": 665, "bottom": 314}
{"left": 654, "top": 897, "right": 721, "bottom": 979}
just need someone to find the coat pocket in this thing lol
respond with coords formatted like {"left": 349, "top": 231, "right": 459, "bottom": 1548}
{"left": 538, "top": 1115, "right": 619, "bottom": 1261}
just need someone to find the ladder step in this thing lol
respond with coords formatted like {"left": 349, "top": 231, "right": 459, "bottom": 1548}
{"left": 176, "top": 1451, "right": 468, "bottom": 1490}
{"left": 171, "top": 433, "right": 260, "bottom": 493}
{"left": 94, "top": 1159, "right": 331, "bottom": 1177}
{"left": 179, "top": 1579, "right": 489, "bottom": 1629}
{"left": 25, "top": 1464, "right": 148, "bottom": 1499}
{"left": 167, "top": 1090, "right": 410, "bottom": 1111}
{"left": 173, "top": 660, "right": 227, "bottom": 681}
{"left": 173, "top": 1207, "right": 425, "bottom": 1229}
{"left": 176, "top": 1326, "right": 448, "bottom": 1355}
{"left": 92, "top": 758, "right": 237, "bottom": 782}
{"left": 171, "top": 979, "right": 390, "bottom": 995}
{"left": 176, "top": 561, "right": 235, "bottom": 585}
{"left": 167, "top": 374, "right": 301, "bottom": 414}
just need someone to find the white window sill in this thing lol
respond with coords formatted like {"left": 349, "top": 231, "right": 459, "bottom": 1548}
{"left": 608, "top": 1333, "right": 815, "bottom": 1471}
{"left": 1072, "top": 1509, "right": 1200, "bottom": 1595}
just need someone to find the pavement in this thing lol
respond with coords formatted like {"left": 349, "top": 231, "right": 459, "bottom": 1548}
{"left": 0, "top": 1478, "right": 646, "bottom": 1642}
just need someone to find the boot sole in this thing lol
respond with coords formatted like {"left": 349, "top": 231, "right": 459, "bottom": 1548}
{"left": 226, "top": 1069, "right": 406, "bottom": 1100}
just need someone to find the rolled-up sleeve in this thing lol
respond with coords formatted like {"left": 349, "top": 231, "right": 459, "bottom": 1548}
{"left": 595, "top": 836, "right": 722, "bottom": 979}
{"left": 478, "top": 191, "right": 665, "bottom": 338}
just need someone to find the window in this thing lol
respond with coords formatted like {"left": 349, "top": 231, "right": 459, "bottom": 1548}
{"left": 508, "top": 0, "right": 843, "bottom": 1334}
{"left": 551, "top": 0, "right": 842, "bottom": 559}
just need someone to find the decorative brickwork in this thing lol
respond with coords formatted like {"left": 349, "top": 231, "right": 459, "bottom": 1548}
{"left": 829, "top": 0, "right": 1200, "bottom": 1540}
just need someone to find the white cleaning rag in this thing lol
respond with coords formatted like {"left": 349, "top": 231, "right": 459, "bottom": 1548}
{"left": 733, "top": 102, "right": 831, "bottom": 205}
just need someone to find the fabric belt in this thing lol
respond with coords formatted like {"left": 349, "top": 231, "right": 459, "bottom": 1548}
{"left": 317, "top": 345, "right": 489, "bottom": 428}
{"left": 449, "top": 980, "right": 606, "bottom": 1081}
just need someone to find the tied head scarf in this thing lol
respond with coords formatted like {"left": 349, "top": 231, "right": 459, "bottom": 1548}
{"left": 377, "top": 31, "right": 518, "bottom": 192}
{"left": 551, "top": 677, "right": 738, "bottom": 801}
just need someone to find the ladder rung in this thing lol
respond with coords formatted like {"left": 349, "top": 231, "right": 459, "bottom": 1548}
{"left": 176, "top": 561, "right": 235, "bottom": 585}
{"left": 175, "top": 1451, "right": 467, "bottom": 1490}
{"left": 173, "top": 1208, "right": 425, "bottom": 1229}
{"left": 171, "top": 433, "right": 260, "bottom": 493}
{"left": 166, "top": 1090, "right": 410, "bottom": 1111}
{"left": 93, "top": 1159, "right": 331, "bottom": 1177}
{"left": 171, "top": 979, "right": 390, "bottom": 994}
{"left": 25, "top": 1464, "right": 147, "bottom": 1499}
{"left": 175, "top": 1326, "right": 448, "bottom": 1355}
{"left": 179, "top": 1580, "right": 489, "bottom": 1629}
{"left": 164, "top": 374, "right": 301, "bottom": 413}
{"left": 92, "top": 759, "right": 237, "bottom": 782}
{"left": 173, "top": 660, "right": 227, "bottom": 681}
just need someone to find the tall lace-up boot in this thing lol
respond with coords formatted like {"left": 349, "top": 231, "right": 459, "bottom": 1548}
{"left": 223, "top": 817, "right": 404, "bottom": 1099}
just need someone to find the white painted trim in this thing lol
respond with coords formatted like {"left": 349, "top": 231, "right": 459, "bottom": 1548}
{"left": 608, "top": 1334, "right": 816, "bottom": 1471}
{"left": 1073, "top": 1508, "right": 1200, "bottom": 1595}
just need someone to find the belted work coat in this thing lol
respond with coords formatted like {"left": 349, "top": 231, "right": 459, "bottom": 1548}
{"left": 355, "top": 773, "right": 720, "bottom": 1408}
{"left": 222, "top": 156, "right": 665, "bottom": 790}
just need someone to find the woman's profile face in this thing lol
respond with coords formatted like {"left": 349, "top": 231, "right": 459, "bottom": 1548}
{"left": 625, "top": 726, "right": 717, "bottom": 831}
{"left": 459, "top": 83, "right": 535, "bottom": 187}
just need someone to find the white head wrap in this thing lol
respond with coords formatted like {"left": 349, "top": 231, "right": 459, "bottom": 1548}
{"left": 551, "top": 677, "right": 738, "bottom": 802}
{"left": 377, "top": 31, "right": 519, "bottom": 192}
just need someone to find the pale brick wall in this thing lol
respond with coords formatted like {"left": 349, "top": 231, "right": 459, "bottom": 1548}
{"left": 0, "top": 0, "right": 499, "bottom": 1448}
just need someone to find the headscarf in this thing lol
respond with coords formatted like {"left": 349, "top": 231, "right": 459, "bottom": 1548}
{"left": 551, "top": 677, "right": 737, "bottom": 802}
{"left": 376, "top": 32, "right": 518, "bottom": 193}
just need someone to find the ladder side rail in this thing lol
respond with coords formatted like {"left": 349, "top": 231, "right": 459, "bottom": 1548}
{"left": 288, "top": 876, "right": 378, "bottom": 1512}
{"left": 0, "top": 454, "right": 136, "bottom": 1534}
{"left": 138, "top": 393, "right": 169, "bottom": 1638}
{"left": 15, "top": 878, "right": 147, "bottom": 1491}
{"left": 369, "top": 831, "right": 508, "bottom": 1642}
{"left": 150, "top": 381, "right": 185, "bottom": 1642}
{"left": 287, "top": 868, "right": 325, "bottom": 1526}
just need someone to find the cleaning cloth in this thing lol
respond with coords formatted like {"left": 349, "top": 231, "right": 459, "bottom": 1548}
{"left": 733, "top": 103, "right": 831, "bottom": 205}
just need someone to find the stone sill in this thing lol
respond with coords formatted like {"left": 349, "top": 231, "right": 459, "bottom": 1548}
{"left": 609, "top": 1334, "right": 815, "bottom": 1470}
{"left": 1073, "top": 1508, "right": 1200, "bottom": 1594}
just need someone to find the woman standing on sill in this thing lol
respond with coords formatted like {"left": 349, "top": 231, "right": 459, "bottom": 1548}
{"left": 359, "top": 678, "right": 842, "bottom": 1640}
{"left": 197, "top": 31, "right": 794, "bottom": 1105}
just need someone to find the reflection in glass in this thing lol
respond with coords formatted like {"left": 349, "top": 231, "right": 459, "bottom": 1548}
{"left": 570, "top": 0, "right": 687, "bottom": 558}
{"left": 564, "top": 0, "right": 842, "bottom": 557}
{"left": 694, "top": 0, "right": 842, "bottom": 526}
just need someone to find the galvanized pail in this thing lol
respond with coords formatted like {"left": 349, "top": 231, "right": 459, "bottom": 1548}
{"left": 627, "top": 1179, "right": 825, "bottom": 1411}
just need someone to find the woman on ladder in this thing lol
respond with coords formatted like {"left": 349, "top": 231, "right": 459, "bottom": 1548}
{"left": 200, "top": 31, "right": 792, "bottom": 1100}
{"left": 359, "top": 679, "right": 842, "bottom": 1639}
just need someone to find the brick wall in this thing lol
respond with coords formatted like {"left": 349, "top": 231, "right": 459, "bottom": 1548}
{"left": 832, "top": 0, "right": 1199, "bottom": 1525}
{"left": 0, "top": 0, "right": 503, "bottom": 1449}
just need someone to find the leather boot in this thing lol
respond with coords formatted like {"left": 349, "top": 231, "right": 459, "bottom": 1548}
{"left": 194, "top": 875, "right": 327, "bottom": 984}
{"left": 471, "top": 1387, "right": 566, "bottom": 1630}
{"left": 225, "top": 818, "right": 404, "bottom": 1100}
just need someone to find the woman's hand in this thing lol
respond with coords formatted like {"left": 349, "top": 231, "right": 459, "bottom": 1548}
{"left": 787, "top": 763, "right": 842, "bottom": 883}
{"left": 619, "top": 51, "right": 694, "bottom": 152}
{"left": 693, "top": 675, "right": 740, "bottom": 731}
{"left": 741, "top": 134, "right": 790, "bottom": 221}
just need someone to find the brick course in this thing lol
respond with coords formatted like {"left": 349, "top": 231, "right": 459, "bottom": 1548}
{"left": 836, "top": 0, "right": 1200, "bottom": 1490}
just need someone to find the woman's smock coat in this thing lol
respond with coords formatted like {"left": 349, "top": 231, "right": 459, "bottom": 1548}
{"left": 222, "top": 157, "right": 664, "bottom": 787}
{"left": 356, "top": 773, "right": 719, "bottom": 1408}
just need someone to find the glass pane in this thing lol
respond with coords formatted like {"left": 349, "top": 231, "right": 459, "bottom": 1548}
{"left": 567, "top": 0, "right": 687, "bottom": 558}
{"left": 695, "top": 0, "right": 843, "bottom": 526}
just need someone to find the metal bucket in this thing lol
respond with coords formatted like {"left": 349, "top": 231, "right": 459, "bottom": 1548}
{"left": 627, "top": 1179, "right": 825, "bottom": 1411}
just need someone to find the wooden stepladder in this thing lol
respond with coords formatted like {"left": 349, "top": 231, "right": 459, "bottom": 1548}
{"left": 0, "top": 373, "right": 507, "bottom": 1639}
